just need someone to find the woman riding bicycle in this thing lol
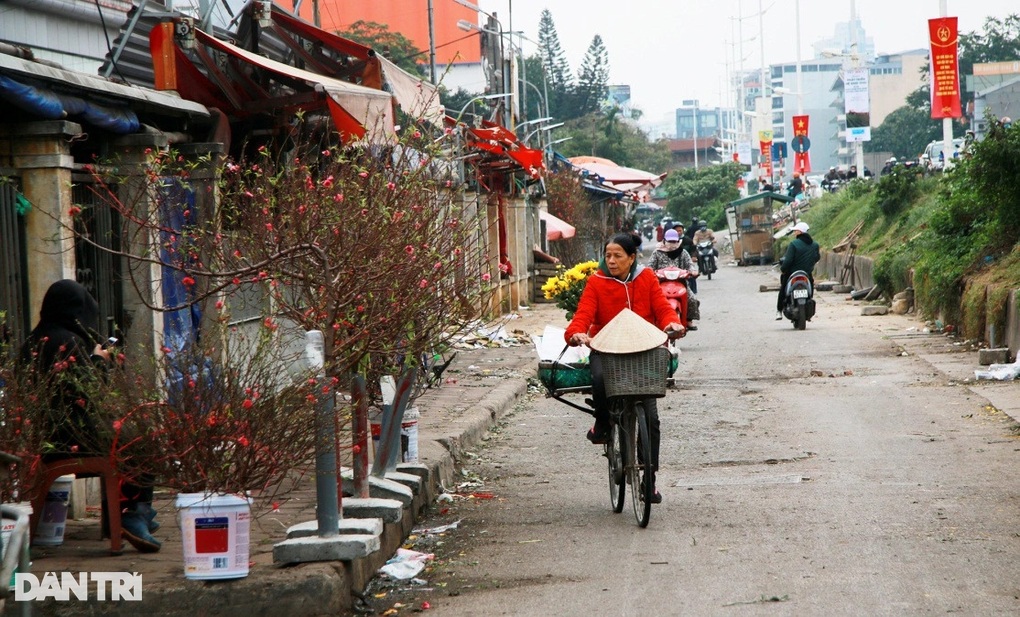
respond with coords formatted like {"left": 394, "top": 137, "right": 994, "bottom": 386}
{"left": 564, "top": 233, "right": 684, "bottom": 503}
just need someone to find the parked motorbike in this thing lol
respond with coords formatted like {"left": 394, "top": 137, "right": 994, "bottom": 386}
{"left": 782, "top": 270, "right": 816, "bottom": 330}
{"left": 696, "top": 241, "right": 717, "bottom": 280}
{"left": 655, "top": 266, "right": 696, "bottom": 329}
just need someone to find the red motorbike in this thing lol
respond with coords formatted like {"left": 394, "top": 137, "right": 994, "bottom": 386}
{"left": 654, "top": 266, "right": 696, "bottom": 329}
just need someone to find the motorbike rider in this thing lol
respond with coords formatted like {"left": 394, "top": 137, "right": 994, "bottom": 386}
{"left": 787, "top": 173, "right": 804, "bottom": 199}
{"left": 649, "top": 229, "right": 700, "bottom": 330}
{"left": 776, "top": 221, "right": 820, "bottom": 320}
{"left": 692, "top": 223, "right": 718, "bottom": 273}
{"left": 565, "top": 233, "right": 684, "bottom": 503}
{"left": 670, "top": 223, "right": 698, "bottom": 294}
{"left": 821, "top": 166, "right": 839, "bottom": 191}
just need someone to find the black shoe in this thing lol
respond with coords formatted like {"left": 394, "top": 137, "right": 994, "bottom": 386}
{"left": 650, "top": 490, "right": 663, "bottom": 504}
{"left": 686, "top": 324, "right": 698, "bottom": 331}
{"left": 586, "top": 423, "right": 610, "bottom": 445}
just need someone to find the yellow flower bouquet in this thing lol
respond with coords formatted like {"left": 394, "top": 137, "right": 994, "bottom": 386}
{"left": 541, "top": 260, "right": 599, "bottom": 320}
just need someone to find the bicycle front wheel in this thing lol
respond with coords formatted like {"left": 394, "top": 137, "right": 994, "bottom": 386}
{"left": 606, "top": 412, "right": 625, "bottom": 513}
{"left": 629, "top": 399, "right": 653, "bottom": 527}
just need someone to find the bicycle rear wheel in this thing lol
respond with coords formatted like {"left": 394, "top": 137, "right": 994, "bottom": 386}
{"left": 606, "top": 415, "right": 625, "bottom": 513}
{"left": 629, "top": 400, "right": 653, "bottom": 527}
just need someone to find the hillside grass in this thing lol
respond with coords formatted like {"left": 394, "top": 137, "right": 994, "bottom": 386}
{"left": 796, "top": 169, "right": 1020, "bottom": 339}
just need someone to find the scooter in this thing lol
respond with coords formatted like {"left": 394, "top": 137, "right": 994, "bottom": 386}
{"left": 655, "top": 266, "right": 692, "bottom": 386}
{"left": 655, "top": 266, "right": 695, "bottom": 329}
{"left": 782, "top": 270, "right": 816, "bottom": 330}
{"left": 696, "top": 241, "right": 717, "bottom": 280}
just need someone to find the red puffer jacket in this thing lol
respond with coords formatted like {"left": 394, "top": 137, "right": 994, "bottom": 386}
{"left": 564, "top": 265, "right": 677, "bottom": 344}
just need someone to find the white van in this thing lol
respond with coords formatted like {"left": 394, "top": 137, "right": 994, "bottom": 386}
{"left": 920, "top": 138, "right": 965, "bottom": 170}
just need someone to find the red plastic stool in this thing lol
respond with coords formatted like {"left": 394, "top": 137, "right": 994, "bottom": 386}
{"left": 30, "top": 457, "right": 123, "bottom": 555}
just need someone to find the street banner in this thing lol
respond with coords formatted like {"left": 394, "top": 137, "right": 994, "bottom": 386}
{"left": 844, "top": 67, "right": 871, "bottom": 142}
{"left": 758, "top": 130, "right": 773, "bottom": 178}
{"left": 792, "top": 115, "right": 811, "bottom": 174}
{"left": 737, "top": 142, "right": 752, "bottom": 165}
{"left": 929, "top": 16, "right": 962, "bottom": 119}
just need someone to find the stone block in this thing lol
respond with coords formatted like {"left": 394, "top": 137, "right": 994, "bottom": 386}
{"left": 861, "top": 305, "right": 889, "bottom": 316}
{"left": 285, "top": 518, "right": 383, "bottom": 539}
{"left": 273, "top": 533, "right": 380, "bottom": 564}
{"left": 342, "top": 497, "right": 404, "bottom": 523}
{"left": 979, "top": 348, "right": 1010, "bottom": 366}
{"left": 832, "top": 285, "right": 853, "bottom": 294}
{"left": 340, "top": 470, "right": 414, "bottom": 506}
{"left": 383, "top": 470, "right": 423, "bottom": 493}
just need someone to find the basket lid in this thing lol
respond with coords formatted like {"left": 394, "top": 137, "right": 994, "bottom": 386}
{"left": 589, "top": 308, "right": 667, "bottom": 354}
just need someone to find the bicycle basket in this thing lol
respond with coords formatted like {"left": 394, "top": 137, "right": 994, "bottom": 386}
{"left": 601, "top": 347, "right": 670, "bottom": 398}
{"left": 538, "top": 361, "right": 592, "bottom": 390}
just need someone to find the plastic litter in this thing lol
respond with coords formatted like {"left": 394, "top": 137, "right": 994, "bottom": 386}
{"left": 379, "top": 548, "right": 435, "bottom": 580}
{"left": 974, "top": 358, "right": 1020, "bottom": 381}
{"left": 413, "top": 520, "right": 462, "bottom": 535}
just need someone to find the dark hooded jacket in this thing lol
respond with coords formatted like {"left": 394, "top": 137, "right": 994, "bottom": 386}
{"left": 20, "top": 280, "right": 107, "bottom": 454}
{"left": 780, "top": 232, "right": 821, "bottom": 276}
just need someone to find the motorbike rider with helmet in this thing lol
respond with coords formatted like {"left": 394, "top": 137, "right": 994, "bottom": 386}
{"left": 776, "top": 221, "right": 820, "bottom": 320}
{"left": 649, "top": 229, "right": 700, "bottom": 329}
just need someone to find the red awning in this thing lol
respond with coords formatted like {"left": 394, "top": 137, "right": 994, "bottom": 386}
{"left": 465, "top": 120, "right": 545, "bottom": 179}
{"left": 150, "top": 24, "right": 395, "bottom": 141}
{"left": 196, "top": 30, "right": 394, "bottom": 140}
{"left": 269, "top": 7, "right": 443, "bottom": 125}
{"left": 539, "top": 210, "right": 576, "bottom": 241}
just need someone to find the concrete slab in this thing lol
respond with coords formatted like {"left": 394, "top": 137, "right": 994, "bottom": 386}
{"left": 285, "top": 518, "right": 384, "bottom": 539}
{"left": 342, "top": 497, "right": 404, "bottom": 523}
{"left": 862, "top": 305, "right": 889, "bottom": 316}
{"left": 396, "top": 462, "right": 429, "bottom": 481}
{"left": 383, "top": 470, "right": 423, "bottom": 492}
{"left": 273, "top": 533, "right": 380, "bottom": 564}
{"left": 339, "top": 471, "right": 414, "bottom": 505}
{"left": 979, "top": 348, "right": 1010, "bottom": 365}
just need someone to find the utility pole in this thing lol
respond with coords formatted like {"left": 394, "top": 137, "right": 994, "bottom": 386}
{"left": 427, "top": 0, "right": 437, "bottom": 84}
{"left": 939, "top": 0, "right": 955, "bottom": 168}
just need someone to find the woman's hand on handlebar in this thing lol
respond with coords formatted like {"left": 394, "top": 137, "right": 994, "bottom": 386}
{"left": 569, "top": 333, "right": 591, "bottom": 346}
{"left": 665, "top": 323, "right": 686, "bottom": 339}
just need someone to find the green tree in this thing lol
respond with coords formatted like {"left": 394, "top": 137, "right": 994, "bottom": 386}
{"left": 661, "top": 163, "right": 744, "bottom": 230}
{"left": 555, "top": 112, "right": 670, "bottom": 173}
{"left": 867, "top": 106, "right": 940, "bottom": 160}
{"left": 574, "top": 35, "right": 609, "bottom": 117}
{"left": 537, "top": 10, "right": 574, "bottom": 120}
{"left": 338, "top": 20, "right": 425, "bottom": 76}
{"left": 441, "top": 87, "right": 483, "bottom": 117}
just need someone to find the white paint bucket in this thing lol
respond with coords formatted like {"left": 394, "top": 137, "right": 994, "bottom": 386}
{"left": 2, "top": 502, "right": 33, "bottom": 589}
{"left": 33, "top": 475, "right": 74, "bottom": 546}
{"left": 175, "top": 493, "right": 251, "bottom": 580}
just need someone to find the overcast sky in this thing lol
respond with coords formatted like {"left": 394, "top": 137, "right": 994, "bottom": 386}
{"left": 478, "top": 0, "right": 1019, "bottom": 122}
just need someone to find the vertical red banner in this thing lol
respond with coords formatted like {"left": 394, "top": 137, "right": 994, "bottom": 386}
{"left": 791, "top": 115, "right": 811, "bottom": 174}
{"left": 929, "top": 17, "right": 962, "bottom": 119}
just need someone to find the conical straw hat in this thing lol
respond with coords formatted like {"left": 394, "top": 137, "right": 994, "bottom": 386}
{"left": 589, "top": 308, "right": 667, "bottom": 354}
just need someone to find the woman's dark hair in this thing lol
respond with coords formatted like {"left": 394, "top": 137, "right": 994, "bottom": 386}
{"left": 606, "top": 233, "right": 639, "bottom": 257}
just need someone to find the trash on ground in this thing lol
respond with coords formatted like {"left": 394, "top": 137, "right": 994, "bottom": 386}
{"left": 414, "top": 520, "right": 462, "bottom": 535}
{"left": 974, "top": 358, "right": 1020, "bottom": 381}
{"left": 379, "top": 548, "right": 435, "bottom": 580}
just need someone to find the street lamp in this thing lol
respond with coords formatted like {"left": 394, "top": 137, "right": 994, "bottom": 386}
{"left": 524, "top": 121, "right": 563, "bottom": 146}
{"left": 455, "top": 92, "right": 512, "bottom": 124}
{"left": 453, "top": 1, "right": 513, "bottom": 126}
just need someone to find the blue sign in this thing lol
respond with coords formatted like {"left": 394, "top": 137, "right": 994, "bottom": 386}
{"left": 771, "top": 141, "right": 788, "bottom": 161}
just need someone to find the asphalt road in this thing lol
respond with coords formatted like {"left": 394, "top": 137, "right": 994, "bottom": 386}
{"left": 382, "top": 260, "right": 1020, "bottom": 616}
